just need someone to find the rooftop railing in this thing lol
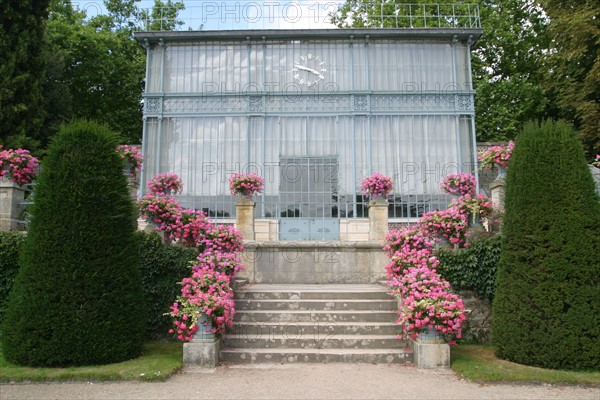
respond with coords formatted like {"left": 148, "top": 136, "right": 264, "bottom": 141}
{"left": 141, "top": 2, "right": 481, "bottom": 31}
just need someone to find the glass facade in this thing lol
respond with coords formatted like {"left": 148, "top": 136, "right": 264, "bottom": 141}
{"left": 139, "top": 32, "right": 479, "bottom": 227}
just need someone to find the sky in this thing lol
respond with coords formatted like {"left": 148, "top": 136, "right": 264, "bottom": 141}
{"left": 73, "top": 0, "right": 343, "bottom": 30}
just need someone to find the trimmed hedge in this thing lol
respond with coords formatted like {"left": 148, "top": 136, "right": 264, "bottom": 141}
{"left": 492, "top": 120, "right": 600, "bottom": 370}
{"left": 136, "top": 232, "right": 197, "bottom": 338}
{"left": 2, "top": 120, "right": 146, "bottom": 367}
{"left": 0, "top": 231, "right": 196, "bottom": 340}
{"left": 0, "top": 231, "right": 24, "bottom": 325}
{"left": 437, "top": 235, "right": 501, "bottom": 302}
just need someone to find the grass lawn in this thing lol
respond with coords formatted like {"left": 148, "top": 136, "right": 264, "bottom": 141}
{"left": 451, "top": 344, "right": 600, "bottom": 387}
{"left": 0, "top": 341, "right": 183, "bottom": 383}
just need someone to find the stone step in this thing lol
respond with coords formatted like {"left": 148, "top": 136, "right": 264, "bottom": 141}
{"left": 231, "top": 321, "right": 400, "bottom": 336}
{"left": 235, "top": 310, "right": 398, "bottom": 323}
{"left": 235, "top": 284, "right": 392, "bottom": 301}
{"left": 235, "top": 299, "right": 397, "bottom": 311}
{"left": 222, "top": 334, "right": 407, "bottom": 350}
{"left": 219, "top": 348, "right": 413, "bottom": 364}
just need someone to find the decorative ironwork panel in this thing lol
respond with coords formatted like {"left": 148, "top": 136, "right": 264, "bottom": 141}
{"left": 455, "top": 95, "right": 474, "bottom": 112}
{"left": 371, "top": 94, "right": 455, "bottom": 112}
{"left": 354, "top": 95, "right": 369, "bottom": 112}
{"left": 163, "top": 97, "right": 248, "bottom": 113}
{"left": 146, "top": 94, "right": 475, "bottom": 115}
{"left": 144, "top": 97, "right": 162, "bottom": 115}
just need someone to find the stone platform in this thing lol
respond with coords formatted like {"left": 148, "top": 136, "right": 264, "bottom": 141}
{"left": 239, "top": 241, "right": 388, "bottom": 284}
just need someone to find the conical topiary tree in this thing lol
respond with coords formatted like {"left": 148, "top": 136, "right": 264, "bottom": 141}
{"left": 2, "top": 120, "right": 146, "bottom": 366}
{"left": 492, "top": 120, "right": 600, "bottom": 370}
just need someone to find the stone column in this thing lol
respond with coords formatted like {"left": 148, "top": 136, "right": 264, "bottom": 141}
{"left": 235, "top": 197, "right": 255, "bottom": 240}
{"left": 490, "top": 177, "right": 506, "bottom": 212}
{"left": 183, "top": 325, "right": 220, "bottom": 368}
{"left": 368, "top": 197, "right": 388, "bottom": 241}
{"left": 0, "top": 180, "right": 26, "bottom": 231}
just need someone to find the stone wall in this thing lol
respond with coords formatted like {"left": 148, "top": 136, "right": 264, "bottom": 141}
{"left": 457, "top": 290, "right": 493, "bottom": 343}
{"left": 239, "top": 241, "right": 388, "bottom": 284}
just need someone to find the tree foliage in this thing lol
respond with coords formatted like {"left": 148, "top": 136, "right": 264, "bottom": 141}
{"left": 1, "top": 120, "right": 146, "bottom": 367}
{"left": 492, "top": 120, "right": 600, "bottom": 370}
{"left": 538, "top": 0, "right": 600, "bottom": 156}
{"left": 0, "top": 1, "right": 51, "bottom": 149}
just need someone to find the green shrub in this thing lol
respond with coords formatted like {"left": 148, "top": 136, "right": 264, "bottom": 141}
{"left": 437, "top": 235, "right": 501, "bottom": 302}
{"left": 0, "top": 231, "right": 25, "bottom": 325}
{"left": 136, "top": 232, "right": 197, "bottom": 338}
{"left": 492, "top": 120, "right": 600, "bottom": 370}
{"left": 1, "top": 120, "right": 146, "bottom": 367}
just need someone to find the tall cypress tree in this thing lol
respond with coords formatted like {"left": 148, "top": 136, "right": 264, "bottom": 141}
{"left": 492, "top": 120, "right": 600, "bottom": 370}
{"left": 0, "top": 1, "right": 50, "bottom": 149}
{"left": 2, "top": 120, "right": 146, "bottom": 367}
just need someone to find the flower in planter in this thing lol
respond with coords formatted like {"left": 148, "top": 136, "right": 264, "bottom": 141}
{"left": 0, "top": 148, "right": 39, "bottom": 185}
{"left": 419, "top": 209, "right": 468, "bottom": 247}
{"left": 478, "top": 141, "right": 514, "bottom": 170}
{"left": 196, "top": 250, "right": 244, "bottom": 280}
{"left": 169, "top": 209, "right": 213, "bottom": 247}
{"left": 148, "top": 172, "right": 183, "bottom": 195}
{"left": 167, "top": 266, "right": 236, "bottom": 341}
{"left": 390, "top": 265, "right": 467, "bottom": 343}
{"left": 449, "top": 194, "right": 495, "bottom": 223}
{"left": 593, "top": 154, "right": 600, "bottom": 169}
{"left": 229, "top": 173, "right": 264, "bottom": 197}
{"left": 116, "top": 145, "right": 143, "bottom": 177}
{"left": 440, "top": 173, "right": 477, "bottom": 196}
{"left": 201, "top": 224, "right": 245, "bottom": 255}
{"left": 383, "top": 225, "right": 434, "bottom": 258}
{"left": 137, "top": 194, "right": 181, "bottom": 231}
{"left": 360, "top": 172, "right": 393, "bottom": 199}
{"left": 385, "top": 248, "right": 440, "bottom": 282}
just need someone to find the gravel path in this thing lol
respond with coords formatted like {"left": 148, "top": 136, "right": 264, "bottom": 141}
{"left": 2, "top": 363, "right": 598, "bottom": 400}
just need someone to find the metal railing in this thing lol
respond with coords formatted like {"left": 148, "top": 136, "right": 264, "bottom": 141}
{"left": 141, "top": 2, "right": 481, "bottom": 31}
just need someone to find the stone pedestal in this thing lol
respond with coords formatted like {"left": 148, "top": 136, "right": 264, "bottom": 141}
{"left": 368, "top": 198, "right": 388, "bottom": 241}
{"left": 411, "top": 339, "right": 450, "bottom": 368}
{"left": 0, "top": 180, "right": 26, "bottom": 231}
{"left": 183, "top": 338, "right": 221, "bottom": 368}
{"left": 235, "top": 197, "right": 255, "bottom": 240}
{"left": 490, "top": 178, "right": 505, "bottom": 212}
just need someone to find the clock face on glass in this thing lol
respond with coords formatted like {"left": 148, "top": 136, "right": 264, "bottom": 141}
{"left": 293, "top": 54, "right": 326, "bottom": 87}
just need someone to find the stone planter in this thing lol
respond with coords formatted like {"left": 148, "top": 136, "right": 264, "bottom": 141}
{"left": 183, "top": 315, "right": 220, "bottom": 368}
{"left": 496, "top": 166, "right": 506, "bottom": 179}
{"left": 412, "top": 327, "right": 450, "bottom": 368}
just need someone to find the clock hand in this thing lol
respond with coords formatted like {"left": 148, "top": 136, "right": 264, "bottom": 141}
{"left": 294, "top": 64, "right": 320, "bottom": 76}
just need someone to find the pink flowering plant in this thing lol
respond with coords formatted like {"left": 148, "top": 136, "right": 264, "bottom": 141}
{"left": 383, "top": 225, "right": 433, "bottom": 258}
{"left": 360, "top": 172, "right": 393, "bottom": 199}
{"left": 202, "top": 224, "right": 245, "bottom": 254}
{"left": 449, "top": 194, "right": 495, "bottom": 223}
{"left": 148, "top": 172, "right": 184, "bottom": 195}
{"left": 478, "top": 141, "right": 515, "bottom": 170}
{"left": 137, "top": 194, "right": 181, "bottom": 230}
{"left": 419, "top": 209, "right": 468, "bottom": 247}
{"left": 0, "top": 148, "right": 40, "bottom": 185}
{"left": 196, "top": 251, "right": 244, "bottom": 279}
{"left": 169, "top": 209, "right": 213, "bottom": 247}
{"left": 116, "top": 145, "right": 143, "bottom": 177}
{"left": 229, "top": 173, "right": 264, "bottom": 197}
{"left": 593, "top": 154, "right": 600, "bottom": 168}
{"left": 440, "top": 173, "right": 477, "bottom": 196}
{"left": 167, "top": 266, "right": 236, "bottom": 340}
{"left": 385, "top": 248, "right": 440, "bottom": 282}
{"left": 392, "top": 265, "right": 467, "bottom": 342}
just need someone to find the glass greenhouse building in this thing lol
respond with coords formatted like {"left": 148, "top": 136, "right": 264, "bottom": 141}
{"left": 135, "top": 24, "right": 483, "bottom": 240}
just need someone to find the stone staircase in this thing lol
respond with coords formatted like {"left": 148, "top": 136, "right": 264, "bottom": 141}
{"left": 220, "top": 284, "right": 413, "bottom": 364}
